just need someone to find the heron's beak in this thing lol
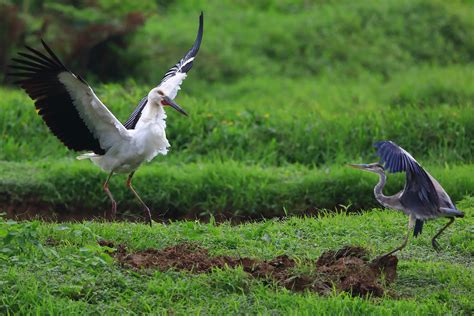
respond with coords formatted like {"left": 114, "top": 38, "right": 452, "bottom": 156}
{"left": 162, "top": 96, "right": 188, "bottom": 116}
{"left": 348, "top": 163, "right": 369, "bottom": 170}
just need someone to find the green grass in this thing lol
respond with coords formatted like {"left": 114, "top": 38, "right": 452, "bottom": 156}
{"left": 1, "top": 160, "right": 473, "bottom": 219}
{"left": 1, "top": 74, "right": 473, "bottom": 164}
{"left": 128, "top": 0, "right": 474, "bottom": 84}
{"left": 1, "top": 201, "right": 473, "bottom": 315}
{"left": 3, "top": 1, "right": 474, "bottom": 165}
{"left": 1, "top": 1, "right": 473, "bottom": 312}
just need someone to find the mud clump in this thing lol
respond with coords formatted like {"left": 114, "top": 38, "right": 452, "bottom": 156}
{"left": 102, "top": 241, "right": 397, "bottom": 297}
{"left": 115, "top": 242, "right": 245, "bottom": 272}
{"left": 315, "top": 246, "right": 397, "bottom": 296}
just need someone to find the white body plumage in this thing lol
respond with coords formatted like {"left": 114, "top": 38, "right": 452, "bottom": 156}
{"left": 75, "top": 87, "right": 172, "bottom": 173}
{"left": 10, "top": 12, "right": 204, "bottom": 224}
{"left": 80, "top": 104, "right": 170, "bottom": 174}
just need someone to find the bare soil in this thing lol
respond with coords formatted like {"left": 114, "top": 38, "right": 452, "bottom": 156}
{"left": 98, "top": 241, "right": 398, "bottom": 297}
{"left": 3, "top": 202, "right": 331, "bottom": 224}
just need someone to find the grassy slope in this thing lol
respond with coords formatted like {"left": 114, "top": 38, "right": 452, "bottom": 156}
{"left": 1, "top": 1, "right": 473, "bottom": 219}
{"left": 1, "top": 1, "right": 473, "bottom": 314}
{"left": 131, "top": 0, "right": 474, "bottom": 84}
{"left": 1, "top": 1, "right": 474, "bottom": 164}
{"left": 1, "top": 200, "right": 473, "bottom": 315}
{"left": 1, "top": 70, "right": 473, "bottom": 164}
{"left": 1, "top": 160, "right": 473, "bottom": 218}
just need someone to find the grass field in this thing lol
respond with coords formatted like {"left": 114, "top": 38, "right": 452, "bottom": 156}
{"left": 1, "top": 160, "right": 473, "bottom": 220}
{"left": 1, "top": 0, "right": 473, "bottom": 314}
{"left": 1, "top": 203, "right": 473, "bottom": 315}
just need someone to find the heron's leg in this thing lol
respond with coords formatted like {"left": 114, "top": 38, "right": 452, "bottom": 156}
{"left": 103, "top": 171, "right": 116, "bottom": 221}
{"left": 431, "top": 217, "right": 455, "bottom": 252}
{"left": 381, "top": 215, "right": 415, "bottom": 257}
{"left": 126, "top": 171, "right": 152, "bottom": 227}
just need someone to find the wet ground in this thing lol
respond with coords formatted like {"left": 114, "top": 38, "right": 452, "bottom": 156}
{"left": 98, "top": 240, "right": 398, "bottom": 297}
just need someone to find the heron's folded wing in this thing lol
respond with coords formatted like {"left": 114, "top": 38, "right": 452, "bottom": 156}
{"left": 9, "top": 40, "right": 128, "bottom": 154}
{"left": 374, "top": 141, "right": 439, "bottom": 218}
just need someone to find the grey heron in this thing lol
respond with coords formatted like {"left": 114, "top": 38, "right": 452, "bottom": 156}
{"left": 350, "top": 141, "right": 464, "bottom": 256}
{"left": 9, "top": 12, "right": 204, "bottom": 226}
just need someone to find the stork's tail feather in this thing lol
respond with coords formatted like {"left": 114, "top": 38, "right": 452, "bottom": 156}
{"left": 77, "top": 153, "right": 100, "bottom": 160}
{"left": 413, "top": 219, "right": 424, "bottom": 237}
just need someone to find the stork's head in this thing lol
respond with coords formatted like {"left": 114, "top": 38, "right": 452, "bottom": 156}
{"left": 148, "top": 88, "right": 188, "bottom": 116}
{"left": 348, "top": 162, "right": 384, "bottom": 174}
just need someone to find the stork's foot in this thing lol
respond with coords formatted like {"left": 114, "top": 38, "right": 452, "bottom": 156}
{"left": 111, "top": 201, "right": 117, "bottom": 219}
{"left": 106, "top": 200, "right": 117, "bottom": 221}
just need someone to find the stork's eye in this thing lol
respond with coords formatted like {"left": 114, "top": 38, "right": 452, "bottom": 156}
{"left": 157, "top": 90, "right": 164, "bottom": 96}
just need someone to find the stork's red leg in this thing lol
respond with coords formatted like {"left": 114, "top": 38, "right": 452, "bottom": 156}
{"left": 103, "top": 171, "right": 116, "bottom": 221}
{"left": 127, "top": 171, "right": 152, "bottom": 226}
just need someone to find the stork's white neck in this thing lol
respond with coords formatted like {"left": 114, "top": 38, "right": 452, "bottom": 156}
{"left": 136, "top": 101, "right": 167, "bottom": 129}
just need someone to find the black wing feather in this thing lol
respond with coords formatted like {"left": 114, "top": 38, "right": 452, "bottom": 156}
{"left": 124, "top": 12, "right": 203, "bottom": 130}
{"left": 124, "top": 96, "right": 148, "bottom": 130}
{"left": 374, "top": 141, "right": 439, "bottom": 219}
{"left": 158, "top": 11, "right": 204, "bottom": 86}
{"left": 8, "top": 40, "right": 105, "bottom": 154}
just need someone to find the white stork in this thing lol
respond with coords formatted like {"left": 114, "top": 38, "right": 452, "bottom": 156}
{"left": 9, "top": 12, "right": 204, "bottom": 226}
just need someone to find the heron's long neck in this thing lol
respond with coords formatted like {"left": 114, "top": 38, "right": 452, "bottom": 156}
{"left": 374, "top": 171, "right": 391, "bottom": 208}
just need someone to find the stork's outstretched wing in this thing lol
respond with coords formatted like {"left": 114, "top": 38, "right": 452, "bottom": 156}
{"left": 158, "top": 11, "right": 203, "bottom": 99}
{"left": 124, "top": 12, "right": 204, "bottom": 130}
{"left": 123, "top": 96, "right": 148, "bottom": 130}
{"left": 9, "top": 40, "right": 128, "bottom": 154}
{"left": 374, "top": 141, "right": 440, "bottom": 219}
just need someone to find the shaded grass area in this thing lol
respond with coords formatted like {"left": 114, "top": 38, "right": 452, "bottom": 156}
{"left": 4, "top": 1, "right": 473, "bottom": 87}
{"left": 1, "top": 205, "right": 472, "bottom": 314}
{"left": 1, "top": 160, "right": 473, "bottom": 220}
{"left": 130, "top": 0, "right": 474, "bottom": 84}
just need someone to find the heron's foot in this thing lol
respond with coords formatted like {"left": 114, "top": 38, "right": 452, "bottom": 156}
{"left": 375, "top": 253, "right": 394, "bottom": 262}
{"left": 144, "top": 206, "right": 152, "bottom": 227}
{"left": 432, "top": 238, "right": 441, "bottom": 252}
{"left": 373, "top": 255, "right": 386, "bottom": 263}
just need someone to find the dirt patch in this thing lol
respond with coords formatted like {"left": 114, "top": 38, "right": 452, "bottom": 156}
{"left": 99, "top": 241, "right": 397, "bottom": 297}
{"left": 2, "top": 201, "right": 333, "bottom": 224}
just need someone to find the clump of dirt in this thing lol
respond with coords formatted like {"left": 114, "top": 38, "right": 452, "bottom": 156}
{"left": 98, "top": 239, "right": 116, "bottom": 248}
{"left": 315, "top": 246, "right": 397, "bottom": 296}
{"left": 100, "top": 241, "right": 397, "bottom": 297}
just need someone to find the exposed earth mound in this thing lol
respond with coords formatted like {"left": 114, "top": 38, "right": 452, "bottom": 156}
{"left": 99, "top": 241, "right": 398, "bottom": 297}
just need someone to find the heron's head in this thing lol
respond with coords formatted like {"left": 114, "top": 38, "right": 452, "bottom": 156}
{"left": 348, "top": 162, "right": 384, "bottom": 174}
{"left": 148, "top": 88, "right": 188, "bottom": 116}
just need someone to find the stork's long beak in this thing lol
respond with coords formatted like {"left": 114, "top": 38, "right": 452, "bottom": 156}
{"left": 348, "top": 163, "right": 369, "bottom": 170}
{"left": 163, "top": 96, "right": 188, "bottom": 116}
